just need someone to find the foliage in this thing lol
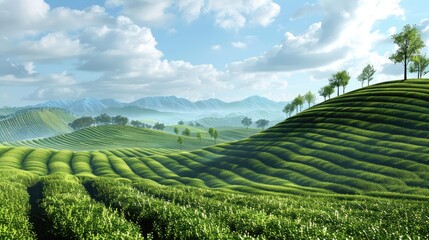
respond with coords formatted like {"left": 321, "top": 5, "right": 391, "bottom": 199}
{"left": 255, "top": 119, "right": 269, "bottom": 130}
{"left": 177, "top": 137, "right": 184, "bottom": 149}
{"left": 292, "top": 94, "right": 304, "bottom": 112}
{"left": 304, "top": 91, "right": 316, "bottom": 108}
{"left": 94, "top": 113, "right": 111, "bottom": 125}
{"left": 358, "top": 64, "right": 376, "bottom": 87}
{"left": 409, "top": 54, "right": 429, "bottom": 78}
{"left": 173, "top": 127, "right": 179, "bottom": 135}
{"left": 197, "top": 132, "right": 202, "bottom": 143}
{"left": 130, "top": 120, "right": 143, "bottom": 127}
{"left": 112, "top": 115, "right": 128, "bottom": 125}
{"left": 241, "top": 117, "right": 252, "bottom": 129}
{"left": 153, "top": 122, "right": 165, "bottom": 131}
{"left": 178, "top": 120, "right": 184, "bottom": 125}
{"left": 68, "top": 116, "right": 94, "bottom": 130}
{"left": 182, "top": 128, "right": 191, "bottom": 136}
{"left": 213, "top": 129, "right": 219, "bottom": 143}
{"left": 318, "top": 85, "right": 335, "bottom": 101}
{"left": 329, "top": 70, "right": 350, "bottom": 96}
{"left": 282, "top": 102, "right": 295, "bottom": 117}
{"left": 389, "top": 24, "right": 425, "bottom": 80}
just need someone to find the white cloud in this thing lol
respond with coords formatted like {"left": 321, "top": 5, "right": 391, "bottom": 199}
{"left": 231, "top": 41, "right": 247, "bottom": 49}
{"left": 106, "top": 0, "right": 280, "bottom": 30}
{"left": 211, "top": 44, "right": 221, "bottom": 51}
{"left": 105, "top": 0, "right": 173, "bottom": 26}
{"left": 0, "top": 0, "right": 111, "bottom": 37}
{"left": 229, "top": 0, "right": 404, "bottom": 73}
{"left": 12, "top": 32, "right": 88, "bottom": 61}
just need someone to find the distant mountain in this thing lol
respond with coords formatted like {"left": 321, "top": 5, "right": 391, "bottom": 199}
{"left": 34, "top": 100, "right": 74, "bottom": 109}
{"left": 130, "top": 96, "right": 196, "bottom": 112}
{"left": 67, "top": 98, "right": 108, "bottom": 115}
{"left": 30, "top": 95, "right": 287, "bottom": 124}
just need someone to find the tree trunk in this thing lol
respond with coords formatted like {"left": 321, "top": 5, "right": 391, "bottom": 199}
{"left": 337, "top": 86, "right": 339, "bottom": 96}
{"left": 404, "top": 55, "right": 407, "bottom": 80}
{"left": 343, "top": 86, "right": 345, "bottom": 94}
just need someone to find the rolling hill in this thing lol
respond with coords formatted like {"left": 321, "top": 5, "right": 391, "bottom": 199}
{"left": 0, "top": 108, "right": 76, "bottom": 142}
{"left": 4, "top": 125, "right": 258, "bottom": 151}
{"left": 1, "top": 79, "right": 429, "bottom": 198}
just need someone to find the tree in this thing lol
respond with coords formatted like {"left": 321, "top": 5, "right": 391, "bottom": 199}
{"left": 208, "top": 128, "right": 215, "bottom": 139}
{"left": 197, "top": 132, "right": 202, "bottom": 143}
{"left": 69, "top": 116, "right": 94, "bottom": 130}
{"left": 94, "top": 113, "right": 111, "bottom": 125}
{"left": 177, "top": 137, "right": 184, "bottom": 149}
{"left": 112, "top": 115, "right": 128, "bottom": 125}
{"left": 318, "top": 85, "right": 334, "bottom": 101}
{"left": 213, "top": 129, "right": 219, "bottom": 143}
{"left": 174, "top": 127, "right": 179, "bottom": 135}
{"left": 182, "top": 128, "right": 191, "bottom": 136}
{"left": 153, "top": 122, "right": 165, "bottom": 130}
{"left": 358, "top": 64, "right": 376, "bottom": 87}
{"left": 304, "top": 91, "right": 316, "bottom": 108}
{"left": 255, "top": 119, "right": 269, "bottom": 130}
{"left": 178, "top": 120, "right": 184, "bottom": 125}
{"left": 131, "top": 120, "right": 142, "bottom": 127}
{"left": 241, "top": 117, "right": 252, "bottom": 129}
{"left": 330, "top": 70, "right": 350, "bottom": 96}
{"left": 389, "top": 24, "right": 425, "bottom": 80}
{"left": 409, "top": 54, "right": 429, "bottom": 78}
{"left": 283, "top": 103, "right": 295, "bottom": 117}
{"left": 292, "top": 94, "right": 304, "bottom": 112}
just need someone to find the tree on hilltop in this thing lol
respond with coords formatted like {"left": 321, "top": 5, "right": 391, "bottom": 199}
{"left": 283, "top": 103, "right": 295, "bottom": 117}
{"left": 153, "top": 122, "right": 165, "bottom": 131}
{"left": 292, "top": 94, "right": 304, "bottom": 112}
{"left": 69, "top": 116, "right": 94, "bottom": 130}
{"left": 174, "top": 127, "right": 179, "bottom": 135}
{"left": 241, "top": 117, "right": 252, "bottom": 129}
{"left": 112, "top": 115, "right": 128, "bottom": 125}
{"left": 318, "top": 85, "right": 334, "bottom": 101}
{"left": 177, "top": 137, "right": 184, "bottom": 150}
{"left": 409, "top": 54, "right": 429, "bottom": 79}
{"left": 330, "top": 70, "right": 350, "bottom": 96}
{"left": 389, "top": 24, "right": 425, "bottom": 80}
{"left": 358, "top": 64, "right": 376, "bottom": 87}
{"left": 304, "top": 91, "right": 316, "bottom": 108}
{"left": 131, "top": 120, "right": 142, "bottom": 127}
{"left": 94, "top": 113, "right": 111, "bottom": 125}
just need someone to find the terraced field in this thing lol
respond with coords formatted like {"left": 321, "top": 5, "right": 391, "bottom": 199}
{"left": 0, "top": 108, "right": 75, "bottom": 142}
{"left": 4, "top": 125, "right": 257, "bottom": 151}
{"left": 1, "top": 79, "right": 429, "bottom": 238}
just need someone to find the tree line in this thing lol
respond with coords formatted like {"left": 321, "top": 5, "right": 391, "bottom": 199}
{"left": 68, "top": 113, "right": 165, "bottom": 131}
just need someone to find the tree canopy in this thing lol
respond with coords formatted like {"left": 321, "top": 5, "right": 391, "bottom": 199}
{"left": 304, "top": 91, "right": 316, "bottom": 108}
{"left": 409, "top": 54, "right": 429, "bottom": 79}
{"left": 255, "top": 119, "right": 269, "bottom": 130}
{"left": 358, "top": 64, "right": 376, "bottom": 87}
{"left": 241, "top": 117, "right": 252, "bottom": 129}
{"left": 389, "top": 24, "right": 425, "bottom": 80}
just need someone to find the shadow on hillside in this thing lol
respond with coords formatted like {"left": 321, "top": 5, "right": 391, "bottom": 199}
{"left": 28, "top": 182, "right": 56, "bottom": 240}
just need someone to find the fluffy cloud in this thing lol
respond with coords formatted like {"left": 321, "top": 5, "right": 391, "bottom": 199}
{"left": 229, "top": 0, "right": 404, "bottom": 73}
{"left": 0, "top": 0, "right": 110, "bottom": 37}
{"left": 106, "top": 0, "right": 280, "bottom": 29}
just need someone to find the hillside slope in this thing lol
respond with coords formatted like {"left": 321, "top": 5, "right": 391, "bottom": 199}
{"left": 1, "top": 80, "right": 429, "bottom": 198}
{"left": 4, "top": 125, "right": 257, "bottom": 151}
{"left": 0, "top": 108, "right": 75, "bottom": 142}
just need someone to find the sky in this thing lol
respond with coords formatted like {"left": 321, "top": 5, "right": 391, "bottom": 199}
{"left": 1, "top": 0, "right": 429, "bottom": 106}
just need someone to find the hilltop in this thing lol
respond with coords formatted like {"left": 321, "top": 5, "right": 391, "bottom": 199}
{"left": 0, "top": 108, "right": 75, "bottom": 142}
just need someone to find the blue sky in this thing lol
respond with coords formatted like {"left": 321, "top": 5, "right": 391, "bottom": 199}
{"left": 1, "top": 0, "right": 428, "bottom": 106}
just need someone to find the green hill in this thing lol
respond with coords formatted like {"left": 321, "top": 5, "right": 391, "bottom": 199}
{"left": 1, "top": 80, "right": 429, "bottom": 239}
{"left": 1, "top": 80, "right": 429, "bottom": 197}
{"left": 5, "top": 125, "right": 258, "bottom": 151}
{"left": 0, "top": 108, "right": 75, "bottom": 142}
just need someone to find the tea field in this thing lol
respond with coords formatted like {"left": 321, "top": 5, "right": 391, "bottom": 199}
{"left": 1, "top": 79, "right": 429, "bottom": 239}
